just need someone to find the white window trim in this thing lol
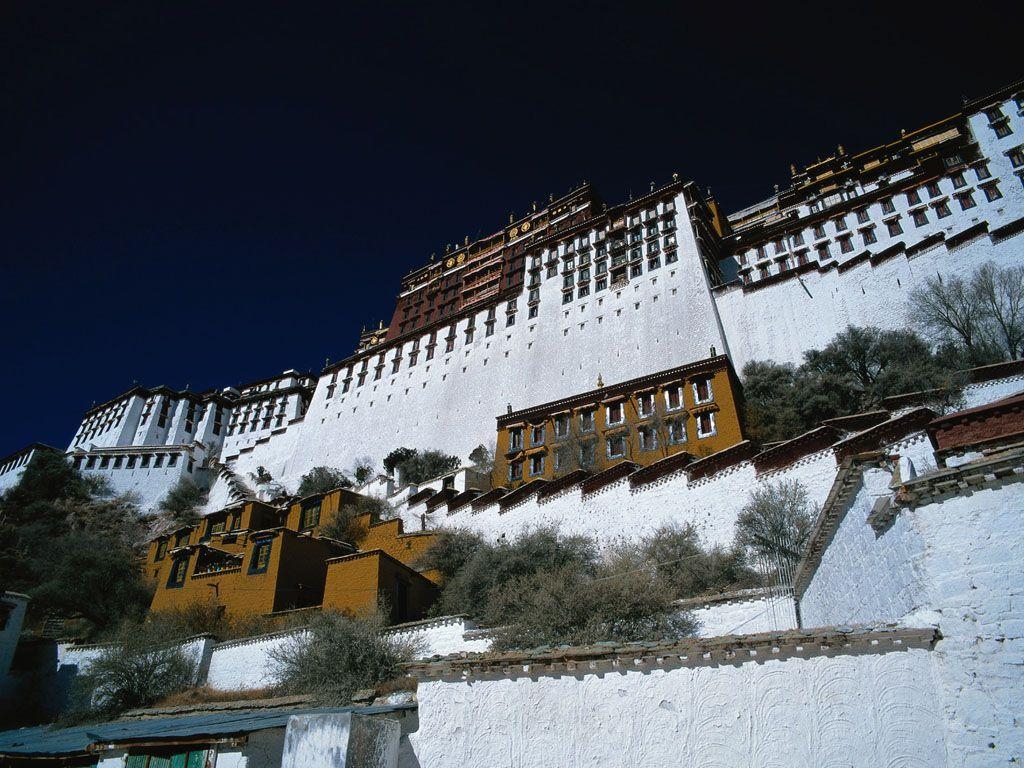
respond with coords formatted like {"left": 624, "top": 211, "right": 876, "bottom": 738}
{"left": 606, "top": 435, "right": 626, "bottom": 459}
{"left": 692, "top": 379, "right": 714, "bottom": 405}
{"left": 664, "top": 386, "right": 685, "bottom": 412}
{"left": 696, "top": 411, "right": 717, "bottom": 439}
{"left": 606, "top": 403, "right": 624, "bottom": 425}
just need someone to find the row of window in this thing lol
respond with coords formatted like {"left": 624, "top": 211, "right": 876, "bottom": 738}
{"left": 507, "top": 412, "right": 717, "bottom": 481}
{"left": 76, "top": 452, "right": 193, "bottom": 472}
{"left": 226, "top": 396, "right": 293, "bottom": 435}
{"left": 508, "top": 381, "right": 714, "bottom": 451}
{"left": 739, "top": 165, "right": 998, "bottom": 271}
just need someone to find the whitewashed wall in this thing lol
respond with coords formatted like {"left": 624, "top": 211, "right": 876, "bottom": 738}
{"left": 690, "top": 592, "right": 797, "bottom": 637}
{"left": 409, "top": 646, "right": 947, "bottom": 768}
{"left": 799, "top": 467, "right": 1024, "bottom": 766}
{"left": 229, "top": 192, "right": 729, "bottom": 489}
{"left": 204, "top": 617, "right": 489, "bottom": 692}
{"left": 436, "top": 447, "right": 838, "bottom": 549}
{"left": 205, "top": 630, "right": 302, "bottom": 692}
{"left": 715, "top": 227, "right": 1024, "bottom": 372}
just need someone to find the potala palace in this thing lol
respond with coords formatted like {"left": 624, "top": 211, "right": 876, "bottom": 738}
{"left": 1, "top": 80, "right": 1023, "bottom": 767}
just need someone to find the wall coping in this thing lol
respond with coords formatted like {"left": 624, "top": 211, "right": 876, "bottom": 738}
{"left": 406, "top": 624, "right": 939, "bottom": 680}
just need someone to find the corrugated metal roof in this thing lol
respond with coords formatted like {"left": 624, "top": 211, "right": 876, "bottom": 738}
{"left": 0, "top": 704, "right": 414, "bottom": 757}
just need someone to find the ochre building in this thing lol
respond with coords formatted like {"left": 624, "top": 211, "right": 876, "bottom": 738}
{"left": 493, "top": 355, "right": 745, "bottom": 489}
{"left": 145, "top": 488, "right": 439, "bottom": 624}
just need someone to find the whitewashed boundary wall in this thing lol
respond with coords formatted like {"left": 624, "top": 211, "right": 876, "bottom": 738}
{"left": 797, "top": 452, "right": 1024, "bottom": 766}
{"left": 408, "top": 632, "right": 946, "bottom": 768}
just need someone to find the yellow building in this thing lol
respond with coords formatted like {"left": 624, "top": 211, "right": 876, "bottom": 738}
{"left": 493, "top": 355, "right": 745, "bottom": 489}
{"left": 143, "top": 488, "right": 441, "bottom": 624}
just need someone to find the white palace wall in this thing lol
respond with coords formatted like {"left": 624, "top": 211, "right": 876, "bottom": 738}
{"left": 228, "top": 191, "right": 730, "bottom": 489}
{"left": 716, "top": 225, "right": 1024, "bottom": 371}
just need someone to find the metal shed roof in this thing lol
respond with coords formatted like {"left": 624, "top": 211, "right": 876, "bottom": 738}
{"left": 0, "top": 704, "right": 414, "bottom": 757}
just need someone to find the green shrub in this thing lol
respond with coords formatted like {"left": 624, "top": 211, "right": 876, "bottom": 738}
{"left": 158, "top": 478, "right": 208, "bottom": 526}
{"left": 321, "top": 495, "right": 395, "bottom": 545}
{"left": 269, "top": 610, "right": 418, "bottom": 705}
{"left": 297, "top": 466, "right": 353, "bottom": 496}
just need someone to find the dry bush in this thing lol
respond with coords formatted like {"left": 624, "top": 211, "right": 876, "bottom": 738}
{"left": 269, "top": 609, "right": 419, "bottom": 705}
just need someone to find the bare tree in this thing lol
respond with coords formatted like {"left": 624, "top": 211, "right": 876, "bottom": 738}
{"left": 910, "top": 262, "right": 1024, "bottom": 362}
{"left": 909, "top": 273, "right": 987, "bottom": 361}
{"left": 973, "top": 262, "right": 1024, "bottom": 359}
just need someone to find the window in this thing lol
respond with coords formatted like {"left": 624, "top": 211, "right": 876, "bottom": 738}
{"left": 509, "top": 427, "right": 523, "bottom": 451}
{"left": 167, "top": 557, "right": 189, "bottom": 588}
{"left": 975, "top": 164, "right": 992, "bottom": 181}
{"left": 668, "top": 419, "right": 687, "bottom": 444}
{"left": 528, "top": 305, "right": 539, "bottom": 318}
{"left": 816, "top": 242, "right": 831, "bottom": 260}
{"left": 300, "top": 500, "right": 321, "bottom": 530}
{"left": 696, "top": 412, "right": 717, "bottom": 438}
{"left": 155, "top": 539, "right": 167, "bottom": 562}
{"left": 153, "top": 454, "right": 164, "bottom": 468}
{"left": 934, "top": 200, "right": 951, "bottom": 218}
{"left": 983, "top": 183, "right": 1003, "bottom": 202}
{"left": 579, "top": 409, "right": 595, "bottom": 433}
{"left": 606, "top": 401, "right": 624, "bottom": 425}
{"left": 906, "top": 189, "right": 921, "bottom": 205}
{"left": 637, "top": 392, "right": 654, "bottom": 417}
{"left": 665, "top": 386, "right": 684, "bottom": 411}
{"left": 530, "top": 425, "right": 545, "bottom": 447}
{"left": 886, "top": 218, "right": 903, "bottom": 237}
{"left": 606, "top": 434, "right": 627, "bottom": 459}
{"left": 834, "top": 216, "right": 848, "bottom": 232}
{"left": 693, "top": 377, "right": 713, "bottom": 403}
{"left": 563, "top": 291, "right": 573, "bottom": 305}
{"left": 508, "top": 460, "right": 523, "bottom": 482}
{"left": 529, "top": 454, "right": 545, "bottom": 476}
{"left": 812, "top": 223, "right": 826, "bottom": 239}
{"left": 839, "top": 236, "right": 854, "bottom": 254}
{"left": 249, "top": 540, "right": 272, "bottom": 574}
{"left": 926, "top": 182, "right": 941, "bottom": 198}
{"left": 912, "top": 209, "right": 928, "bottom": 227}
{"left": 881, "top": 198, "right": 895, "bottom": 214}
{"left": 554, "top": 413, "right": 570, "bottom": 438}
{"left": 638, "top": 425, "right": 658, "bottom": 452}
{"left": 563, "top": 274, "right": 574, "bottom": 289}
{"left": 994, "top": 121, "right": 1013, "bottom": 139}
{"left": 506, "top": 313, "right": 516, "bottom": 326}
{"left": 862, "top": 227, "right": 877, "bottom": 246}
{"left": 630, "top": 263, "right": 642, "bottom": 279}
{"left": 951, "top": 172, "right": 966, "bottom": 189}
{"left": 791, "top": 231, "right": 805, "bottom": 246}
{"left": 957, "top": 191, "right": 976, "bottom": 210}
{"left": 1008, "top": 147, "right": 1024, "bottom": 169}
{"left": 578, "top": 285, "right": 590, "bottom": 298}
{"left": 856, "top": 208, "right": 869, "bottom": 224}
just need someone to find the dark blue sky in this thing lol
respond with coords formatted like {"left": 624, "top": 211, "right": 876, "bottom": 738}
{"left": 1, "top": 1, "right": 1019, "bottom": 456}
